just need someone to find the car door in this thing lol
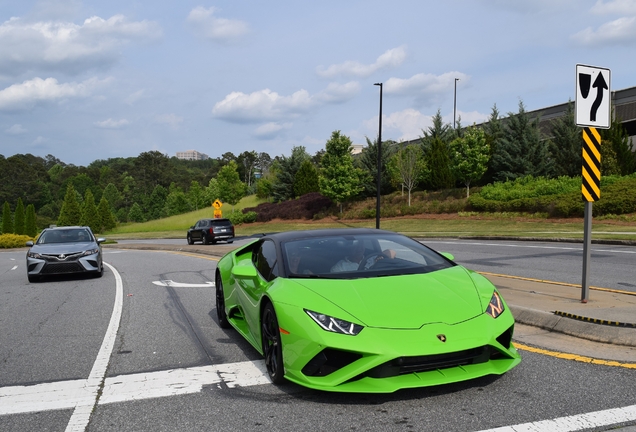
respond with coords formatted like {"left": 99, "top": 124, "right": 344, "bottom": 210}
{"left": 191, "top": 220, "right": 204, "bottom": 242}
{"left": 236, "top": 239, "right": 279, "bottom": 338}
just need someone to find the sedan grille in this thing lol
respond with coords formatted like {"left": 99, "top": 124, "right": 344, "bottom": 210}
{"left": 40, "top": 262, "right": 85, "bottom": 274}
{"left": 42, "top": 252, "right": 83, "bottom": 262}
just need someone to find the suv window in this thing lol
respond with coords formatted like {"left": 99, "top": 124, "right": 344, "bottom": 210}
{"left": 210, "top": 219, "right": 232, "bottom": 227}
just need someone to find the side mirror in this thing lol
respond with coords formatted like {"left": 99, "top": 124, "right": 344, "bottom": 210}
{"left": 97, "top": 238, "right": 106, "bottom": 244}
{"left": 440, "top": 252, "right": 455, "bottom": 261}
{"left": 26, "top": 241, "right": 34, "bottom": 247}
{"left": 231, "top": 264, "right": 258, "bottom": 279}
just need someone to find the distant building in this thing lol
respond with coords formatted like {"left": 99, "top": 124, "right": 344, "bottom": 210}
{"left": 176, "top": 150, "right": 209, "bottom": 160}
{"left": 351, "top": 144, "right": 364, "bottom": 155}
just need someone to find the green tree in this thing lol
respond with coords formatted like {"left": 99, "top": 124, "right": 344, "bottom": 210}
{"left": 128, "top": 202, "right": 146, "bottom": 222}
{"left": 271, "top": 146, "right": 310, "bottom": 202}
{"left": 97, "top": 197, "right": 117, "bottom": 232}
{"left": 490, "top": 101, "right": 554, "bottom": 181}
{"left": 387, "top": 144, "right": 428, "bottom": 206}
{"left": 204, "top": 178, "right": 220, "bottom": 205}
{"left": 293, "top": 160, "right": 320, "bottom": 197}
{"left": 549, "top": 102, "right": 583, "bottom": 177}
{"left": 57, "top": 183, "right": 82, "bottom": 226}
{"left": 356, "top": 137, "right": 395, "bottom": 197}
{"left": 217, "top": 161, "right": 248, "bottom": 207}
{"left": 420, "top": 110, "right": 454, "bottom": 151}
{"left": 319, "top": 130, "right": 364, "bottom": 212}
{"left": 80, "top": 189, "right": 100, "bottom": 233}
{"left": 25, "top": 204, "right": 37, "bottom": 237}
{"left": 600, "top": 140, "right": 621, "bottom": 175}
{"left": 146, "top": 184, "right": 168, "bottom": 220}
{"left": 133, "top": 151, "right": 173, "bottom": 197}
{"left": 102, "top": 183, "right": 122, "bottom": 213}
{"left": 187, "top": 181, "right": 205, "bottom": 211}
{"left": 255, "top": 177, "right": 273, "bottom": 201}
{"left": 482, "top": 104, "right": 505, "bottom": 185}
{"left": 14, "top": 198, "right": 25, "bottom": 235}
{"left": 449, "top": 127, "right": 490, "bottom": 197}
{"left": 601, "top": 111, "right": 636, "bottom": 175}
{"left": 164, "top": 189, "right": 190, "bottom": 216}
{"left": 1, "top": 201, "right": 12, "bottom": 234}
{"left": 426, "top": 136, "right": 454, "bottom": 190}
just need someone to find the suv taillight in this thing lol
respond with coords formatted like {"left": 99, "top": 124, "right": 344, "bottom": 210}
{"left": 208, "top": 228, "right": 215, "bottom": 238}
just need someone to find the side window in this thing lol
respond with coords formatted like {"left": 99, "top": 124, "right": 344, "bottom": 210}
{"left": 195, "top": 220, "right": 203, "bottom": 228}
{"left": 253, "top": 240, "right": 279, "bottom": 282}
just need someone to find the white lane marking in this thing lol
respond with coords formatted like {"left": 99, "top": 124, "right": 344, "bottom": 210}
{"left": 64, "top": 262, "right": 123, "bottom": 432}
{"left": 152, "top": 280, "right": 215, "bottom": 288}
{"left": 425, "top": 240, "right": 636, "bottom": 254}
{"left": 0, "top": 360, "right": 269, "bottom": 415}
{"left": 478, "top": 404, "right": 636, "bottom": 432}
{"left": 11, "top": 265, "right": 17, "bottom": 270}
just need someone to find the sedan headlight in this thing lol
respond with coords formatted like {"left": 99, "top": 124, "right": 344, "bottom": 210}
{"left": 82, "top": 248, "right": 99, "bottom": 256}
{"left": 485, "top": 291, "right": 505, "bottom": 318}
{"left": 305, "top": 310, "right": 363, "bottom": 335}
{"left": 27, "top": 252, "right": 42, "bottom": 259}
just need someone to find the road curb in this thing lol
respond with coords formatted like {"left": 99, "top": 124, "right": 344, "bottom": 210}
{"left": 510, "top": 305, "right": 636, "bottom": 348}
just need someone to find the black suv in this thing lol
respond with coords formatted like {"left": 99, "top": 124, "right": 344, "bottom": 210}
{"left": 187, "top": 218, "right": 235, "bottom": 245}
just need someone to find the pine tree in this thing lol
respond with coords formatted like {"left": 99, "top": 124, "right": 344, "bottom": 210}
{"left": 128, "top": 202, "right": 145, "bottom": 222}
{"left": 427, "top": 136, "right": 454, "bottom": 190}
{"left": 58, "top": 183, "right": 82, "bottom": 226}
{"left": 1, "top": 201, "right": 12, "bottom": 234}
{"left": 549, "top": 102, "right": 582, "bottom": 177}
{"left": 25, "top": 204, "right": 37, "bottom": 237}
{"left": 80, "top": 189, "right": 100, "bottom": 233}
{"left": 147, "top": 184, "right": 168, "bottom": 220}
{"left": 14, "top": 198, "right": 25, "bottom": 235}
{"left": 293, "top": 160, "right": 320, "bottom": 197}
{"left": 97, "top": 197, "right": 117, "bottom": 232}
{"left": 356, "top": 137, "right": 395, "bottom": 197}
{"left": 601, "top": 111, "right": 636, "bottom": 175}
{"left": 482, "top": 104, "right": 504, "bottom": 184}
{"left": 490, "top": 101, "right": 554, "bottom": 181}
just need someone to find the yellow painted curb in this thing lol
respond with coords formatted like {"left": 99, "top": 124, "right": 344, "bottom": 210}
{"left": 514, "top": 342, "right": 636, "bottom": 369}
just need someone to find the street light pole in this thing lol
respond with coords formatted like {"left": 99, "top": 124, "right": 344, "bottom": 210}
{"left": 374, "top": 82, "right": 383, "bottom": 229}
{"left": 454, "top": 78, "right": 460, "bottom": 129}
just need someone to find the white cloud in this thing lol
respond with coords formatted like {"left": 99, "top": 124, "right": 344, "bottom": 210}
{"left": 154, "top": 113, "right": 183, "bottom": 130}
{"left": 385, "top": 71, "right": 469, "bottom": 97}
{"left": 380, "top": 109, "right": 432, "bottom": 141}
{"left": 572, "top": 16, "right": 636, "bottom": 45}
{"left": 94, "top": 118, "right": 130, "bottom": 129}
{"left": 186, "top": 6, "right": 249, "bottom": 41}
{"left": 212, "top": 88, "right": 314, "bottom": 123}
{"left": 125, "top": 89, "right": 145, "bottom": 105}
{"left": 316, "top": 46, "right": 406, "bottom": 78}
{"left": 314, "top": 81, "right": 361, "bottom": 103}
{"left": 253, "top": 122, "right": 292, "bottom": 139}
{"left": 0, "top": 15, "right": 161, "bottom": 76}
{"left": 591, "top": 0, "right": 636, "bottom": 14}
{"left": 5, "top": 124, "right": 27, "bottom": 134}
{"left": 0, "top": 76, "right": 110, "bottom": 111}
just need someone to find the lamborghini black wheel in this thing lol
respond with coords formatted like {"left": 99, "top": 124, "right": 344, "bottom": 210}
{"left": 215, "top": 274, "right": 230, "bottom": 329}
{"left": 261, "top": 302, "right": 285, "bottom": 384}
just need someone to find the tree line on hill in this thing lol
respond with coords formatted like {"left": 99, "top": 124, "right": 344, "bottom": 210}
{"left": 1, "top": 100, "right": 635, "bottom": 234}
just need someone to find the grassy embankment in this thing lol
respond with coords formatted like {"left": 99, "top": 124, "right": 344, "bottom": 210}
{"left": 105, "top": 194, "right": 636, "bottom": 242}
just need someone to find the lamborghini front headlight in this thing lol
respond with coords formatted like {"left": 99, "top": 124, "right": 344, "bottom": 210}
{"left": 305, "top": 310, "right": 363, "bottom": 335}
{"left": 485, "top": 291, "right": 505, "bottom": 318}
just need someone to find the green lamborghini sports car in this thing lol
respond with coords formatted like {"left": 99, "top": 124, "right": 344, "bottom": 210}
{"left": 215, "top": 228, "right": 520, "bottom": 393}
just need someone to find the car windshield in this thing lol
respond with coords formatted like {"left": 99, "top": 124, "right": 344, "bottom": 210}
{"left": 37, "top": 229, "right": 93, "bottom": 244}
{"left": 282, "top": 233, "right": 454, "bottom": 279}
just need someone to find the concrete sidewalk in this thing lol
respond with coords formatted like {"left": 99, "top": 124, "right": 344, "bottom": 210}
{"left": 105, "top": 242, "right": 636, "bottom": 348}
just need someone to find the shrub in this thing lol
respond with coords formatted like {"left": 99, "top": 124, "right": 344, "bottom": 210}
{"left": 0, "top": 233, "right": 34, "bottom": 249}
{"left": 243, "top": 192, "right": 333, "bottom": 222}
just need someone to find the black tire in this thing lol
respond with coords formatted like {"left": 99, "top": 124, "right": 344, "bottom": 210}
{"left": 187, "top": 234, "right": 193, "bottom": 245}
{"left": 215, "top": 274, "right": 230, "bottom": 329}
{"left": 28, "top": 275, "right": 39, "bottom": 283}
{"left": 261, "top": 302, "right": 285, "bottom": 384}
{"left": 95, "top": 263, "right": 104, "bottom": 278}
{"left": 203, "top": 233, "right": 211, "bottom": 245}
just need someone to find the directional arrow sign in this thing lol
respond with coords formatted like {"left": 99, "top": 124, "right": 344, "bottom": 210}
{"left": 152, "top": 280, "right": 215, "bottom": 288}
{"left": 576, "top": 64, "right": 611, "bottom": 129}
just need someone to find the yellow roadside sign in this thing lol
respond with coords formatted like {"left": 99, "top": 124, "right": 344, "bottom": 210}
{"left": 212, "top": 199, "right": 223, "bottom": 209}
{"left": 214, "top": 209, "right": 222, "bottom": 218}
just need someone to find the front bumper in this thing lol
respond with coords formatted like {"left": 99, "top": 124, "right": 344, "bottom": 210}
{"left": 275, "top": 303, "right": 521, "bottom": 393}
{"left": 27, "top": 252, "right": 102, "bottom": 276}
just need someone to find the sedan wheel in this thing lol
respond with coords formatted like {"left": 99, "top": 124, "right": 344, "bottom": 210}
{"left": 261, "top": 302, "right": 285, "bottom": 384}
{"left": 187, "top": 234, "right": 193, "bottom": 245}
{"left": 215, "top": 274, "right": 230, "bottom": 329}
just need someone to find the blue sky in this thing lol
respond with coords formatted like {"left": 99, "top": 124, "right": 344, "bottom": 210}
{"left": 1, "top": 0, "right": 635, "bottom": 166}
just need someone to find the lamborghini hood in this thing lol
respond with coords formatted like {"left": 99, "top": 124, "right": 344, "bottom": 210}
{"left": 300, "top": 266, "right": 484, "bottom": 329}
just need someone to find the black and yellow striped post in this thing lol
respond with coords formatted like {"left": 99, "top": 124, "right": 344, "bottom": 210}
{"left": 582, "top": 127, "right": 601, "bottom": 202}
{"left": 581, "top": 127, "right": 601, "bottom": 303}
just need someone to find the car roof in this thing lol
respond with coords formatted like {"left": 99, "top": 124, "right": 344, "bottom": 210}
{"left": 262, "top": 228, "right": 394, "bottom": 243}
{"left": 44, "top": 226, "right": 92, "bottom": 231}
{"left": 200, "top": 218, "right": 231, "bottom": 222}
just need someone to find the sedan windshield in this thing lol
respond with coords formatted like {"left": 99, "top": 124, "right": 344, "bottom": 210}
{"left": 282, "top": 233, "right": 454, "bottom": 279}
{"left": 37, "top": 229, "right": 93, "bottom": 244}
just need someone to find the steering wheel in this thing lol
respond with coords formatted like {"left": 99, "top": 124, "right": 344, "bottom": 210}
{"left": 358, "top": 253, "right": 385, "bottom": 270}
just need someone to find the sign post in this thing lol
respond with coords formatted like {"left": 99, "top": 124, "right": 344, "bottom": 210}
{"left": 575, "top": 64, "right": 611, "bottom": 303}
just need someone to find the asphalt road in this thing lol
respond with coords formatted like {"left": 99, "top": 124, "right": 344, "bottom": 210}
{"left": 1, "top": 242, "right": 635, "bottom": 431}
